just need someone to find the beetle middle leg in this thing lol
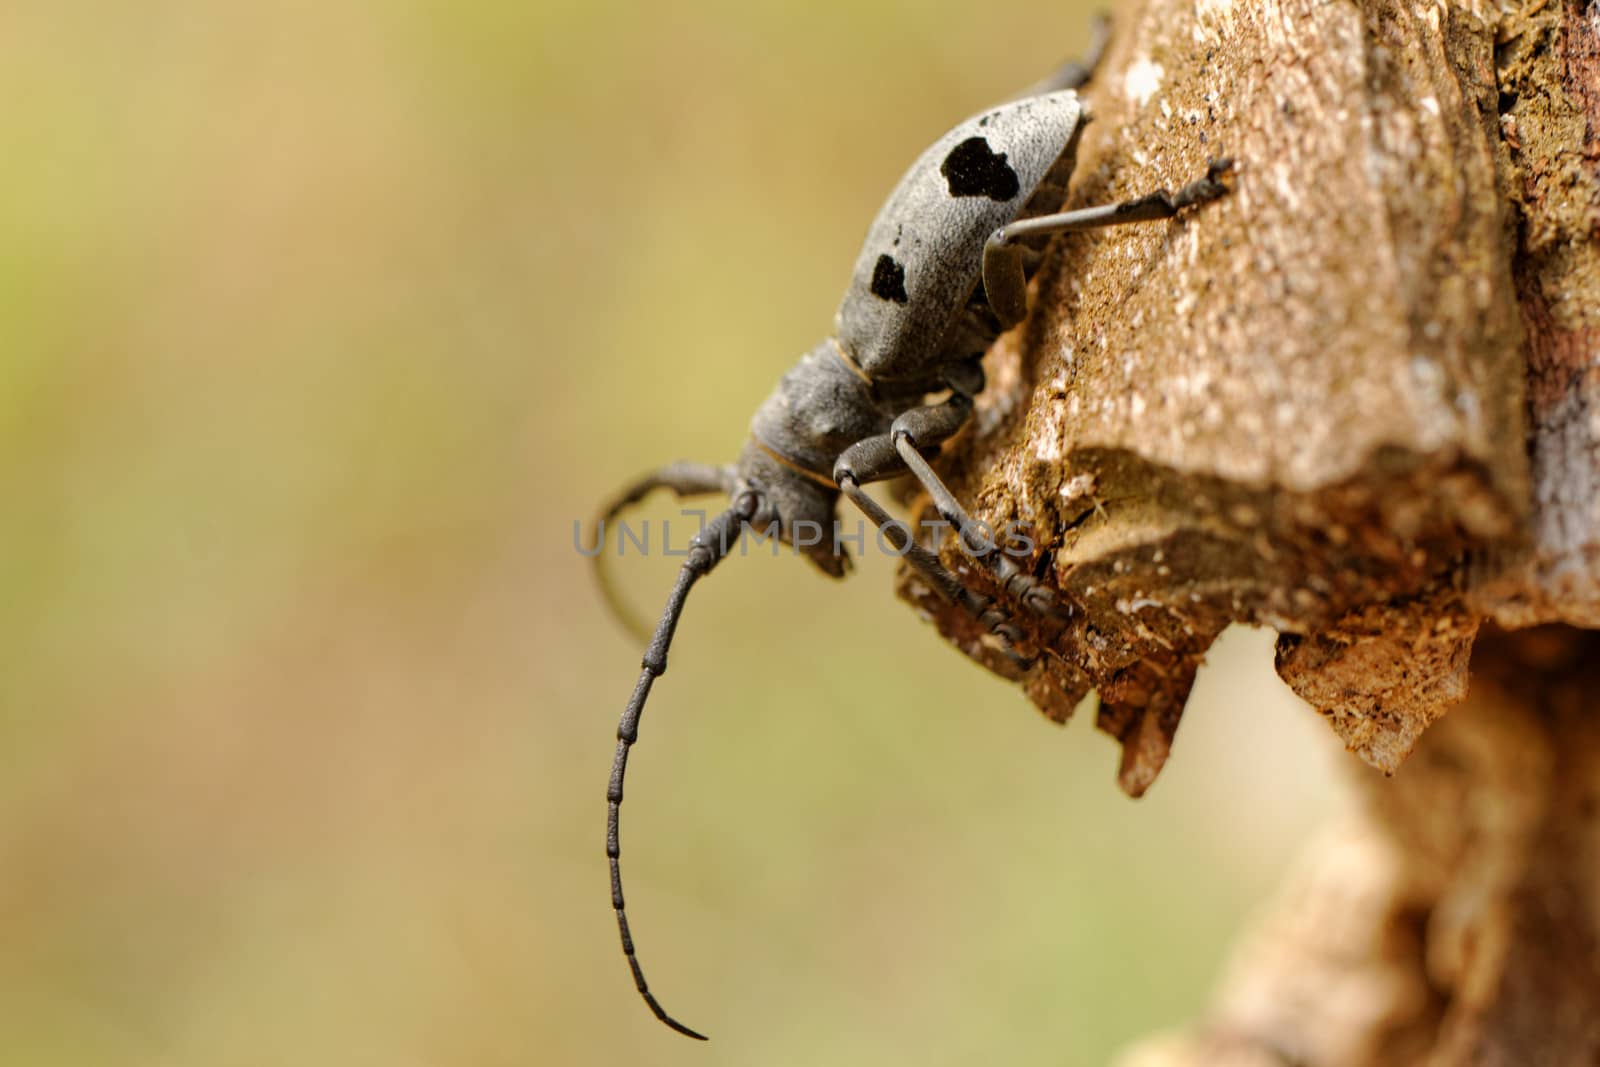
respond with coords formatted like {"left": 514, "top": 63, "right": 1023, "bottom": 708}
{"left": 983, "top": 157, "right": 1236, "bottom": 326}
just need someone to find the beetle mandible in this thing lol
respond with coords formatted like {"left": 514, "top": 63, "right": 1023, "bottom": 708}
{"left": 592, "top": 40, "right": 1233, "bottom": 1040}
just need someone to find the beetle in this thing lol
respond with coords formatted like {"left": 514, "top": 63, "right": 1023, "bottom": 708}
{"left": 591, "top": 41, "right": 1232, "bottom": 1040}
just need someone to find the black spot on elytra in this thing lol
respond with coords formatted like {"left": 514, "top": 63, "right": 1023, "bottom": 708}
{"left": 941, "top": 136, "right": 1020, "bottom": 201}
{"left": 870, "top": 254, "right": 909, "bottom": 303}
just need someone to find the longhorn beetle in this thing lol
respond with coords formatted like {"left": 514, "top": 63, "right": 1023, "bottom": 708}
{"left": 592, "top": 32, "right": 1232, "bottom": 1039}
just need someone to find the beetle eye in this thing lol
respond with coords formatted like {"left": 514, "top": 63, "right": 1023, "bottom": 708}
{"left": 733, "top": 489, "right": 764, "bottom": 519}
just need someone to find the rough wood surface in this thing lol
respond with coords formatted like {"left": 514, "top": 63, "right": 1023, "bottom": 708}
{"left": 903, "top": 0, "right": 1598, "bottom": 787}
{"left": 1472, "top": 0, "right": 1600, "bottom": 628}
{"left": 900, "top": 1, "right": 1600, "bottom": 1062}
{"left": 1117, "top": 629, "right": 1600, "bottom": 1067}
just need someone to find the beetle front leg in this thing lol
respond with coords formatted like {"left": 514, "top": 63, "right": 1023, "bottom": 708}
{"left": 832, "top": 429, "right": 1038, "bottom": 664}
{"left": 890, "top": 422, "right": 1067, "bottom": 624}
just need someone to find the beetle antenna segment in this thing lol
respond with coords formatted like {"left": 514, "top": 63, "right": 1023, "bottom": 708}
{"left": 590, "top": 462, "right": 737, "bottom": 642}
{"left": 607, "top": 494, "right": 759, "bottom": 1041}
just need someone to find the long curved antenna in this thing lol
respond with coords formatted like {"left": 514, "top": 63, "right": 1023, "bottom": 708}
{"left": 590, "top": 462, "right": 737, "bottom": 642}
{"left": 1015, "top": 11, "right": 1111, "bottom": 99}
{"left": 608, "top": 493, "right": 759, "bottom": 1041}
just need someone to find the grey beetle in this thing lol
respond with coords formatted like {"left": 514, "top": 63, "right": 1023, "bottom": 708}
{"left": 592, "top": 42, "right": 1232, "bottom": 1039}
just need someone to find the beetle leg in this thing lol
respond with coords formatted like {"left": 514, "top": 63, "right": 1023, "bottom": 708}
{"left": 983, "top": 157, "right": 1235, "bottom": 326}
{"left": 832, "top": 427, "right": 1038, "bottom": 666}
{"left": 891, "top": 403, "right": 1069, "bottom": 625}
{"left": 1015, "top": 12, "right": 1111, "bottom": 98}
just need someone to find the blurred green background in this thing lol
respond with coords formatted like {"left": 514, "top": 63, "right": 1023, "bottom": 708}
{"left": 0, "top": 2, "right": 1344, "bottom": 1064}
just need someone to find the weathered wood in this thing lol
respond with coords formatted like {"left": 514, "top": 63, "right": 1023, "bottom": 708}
{"left": 901, "top": 0, "right": 1600, "bottom": 1061}
{"left": 903, "top": 0, "right": 1596, "bottom": 786}
{"left": 1472, "top": 0, "right": 1600, "bottom": 629}
{"left": 1118, "top": 629, "right": 1600, "bottom": 1067}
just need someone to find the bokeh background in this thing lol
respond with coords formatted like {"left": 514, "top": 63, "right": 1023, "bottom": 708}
{"left": 1, "top": 2, "right": 1347, "bottom": 1064}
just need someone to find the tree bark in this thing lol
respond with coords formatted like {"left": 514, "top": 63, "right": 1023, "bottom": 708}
{"left": 903, "top": 0, "right": 1600, "bottom": 1061}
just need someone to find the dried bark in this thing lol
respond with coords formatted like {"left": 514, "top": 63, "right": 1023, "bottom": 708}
{"left": 902, "top": 0, "right": 1600, "bottom": 1061}
{"left": 1118, "top": 629, "right": 1600, "bottom": 1067}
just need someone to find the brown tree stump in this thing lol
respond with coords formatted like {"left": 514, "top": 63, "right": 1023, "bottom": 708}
{"left": 903, "top": 1, "right": 1600, "bottom": 1061}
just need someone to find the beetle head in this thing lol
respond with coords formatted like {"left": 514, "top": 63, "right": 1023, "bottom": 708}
{"left": 734, "top": 442, "right": 851, "bottom": 579}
